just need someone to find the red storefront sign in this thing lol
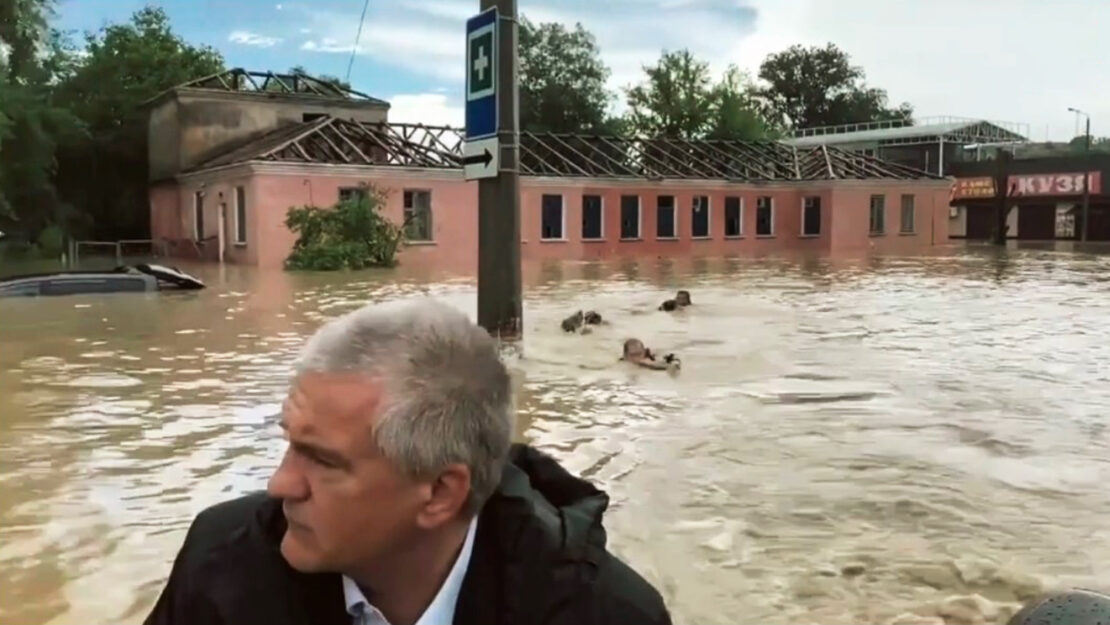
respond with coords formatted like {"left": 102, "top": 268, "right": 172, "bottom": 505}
{"left": 952, "top": 177, "right": 995, "bottom": 199}
{"left": 952, "top": 171, "right": 1102, "bottom": 199}
{"left": 1008, "top": 171, "right": 1101, "bottom": 196}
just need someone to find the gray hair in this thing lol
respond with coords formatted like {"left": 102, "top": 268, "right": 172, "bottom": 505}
{"left": 294, "top": 297, "right": 514, "bottom": 515}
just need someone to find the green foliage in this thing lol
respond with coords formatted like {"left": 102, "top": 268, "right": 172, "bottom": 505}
{"left": 0, "top": 0, "right": 86, "bottom": 229}
{"left": 519, "top": 17, "right": 614, "bottom": 134}
{"left": 1068, "top": 135, "right": 1110, "bottom": 153}
{"left": 284, "top": 186, "right": 404, "bottom": 271}
{"left": 756, "top": 43, "right": 912, "bottom": 130}
{"left": 708, "top": 65, "right": 778, "bottom": 140}
{"left": 52, "top": 6, "right": 225, "bottom": 240}
{"left": 1, "top": 4, "right": 225, "bottom": 245}
{"left": 624, "top": 51, "right": 774, "bottom": 140}
{"left": 35, "top": 223, "right": 64, "bottom": 256}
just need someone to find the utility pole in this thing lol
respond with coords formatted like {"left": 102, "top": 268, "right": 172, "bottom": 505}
{"left": 1081, "top": 114, "right": 1091, "bottom": 242}
{"left": 1068, "top": 107, "right": 1092, "bottom": 242}
{"left": 991, "top": 149, "right": 1012, "bottom": 246}
{"left": 465, "top": 0, "right": 522, "bottom": 342}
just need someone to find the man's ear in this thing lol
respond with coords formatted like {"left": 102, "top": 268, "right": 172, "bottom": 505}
{"left": 416, "top": 463, "right": 471, "bottom": 529}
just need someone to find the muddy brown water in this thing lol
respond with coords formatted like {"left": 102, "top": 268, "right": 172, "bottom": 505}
{"left": 1, "top": 247, "right": 1109, "bottom": 624}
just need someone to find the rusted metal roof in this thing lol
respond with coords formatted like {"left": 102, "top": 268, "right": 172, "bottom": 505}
{"left": 191, "top": 116, "right": 944, "bottom": 181}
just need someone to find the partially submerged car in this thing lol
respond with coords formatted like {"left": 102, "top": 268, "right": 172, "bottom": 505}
{"left": 0, "top": 263, "right": 205, "bottom": 298}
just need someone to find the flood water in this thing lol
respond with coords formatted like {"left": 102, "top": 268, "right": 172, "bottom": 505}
{"left": 2, "top": 246, "right": 1109, "bottom": 625}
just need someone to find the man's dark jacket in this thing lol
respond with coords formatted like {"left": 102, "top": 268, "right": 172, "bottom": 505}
{"left": 143, "top": 443, "right": 672, "bottom": 625}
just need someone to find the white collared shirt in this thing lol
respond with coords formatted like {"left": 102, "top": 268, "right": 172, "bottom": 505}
{"left": 342, "top": 517, "right": 478, "bottom": 625}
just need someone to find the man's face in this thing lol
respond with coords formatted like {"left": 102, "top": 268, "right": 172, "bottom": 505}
{"left": 266, "top": 372, "right": 427, "bottom": 574}
{"left": 624, "top": 339, "right": 646, "bottom": 359}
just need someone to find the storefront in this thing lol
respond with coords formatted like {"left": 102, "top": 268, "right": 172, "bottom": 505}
{"left": 948, "top": 154, "right": 1110, "bottom": 241}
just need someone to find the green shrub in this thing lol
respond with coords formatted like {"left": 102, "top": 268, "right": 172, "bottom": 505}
{"left": 284, "top": 185, "right": 404, "bottom": 271}
{"left": 36, "top": 225, "right": 65, "bottom": 257}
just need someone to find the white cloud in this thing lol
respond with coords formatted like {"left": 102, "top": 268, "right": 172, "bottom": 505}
{"left": 228, "top": 30, "right": 282, "bottom": 48}
{"left": 294, "top": 0, "right": 1109, "bottom": 140}
{"left": 387, "top": 93, "right": 464, "bottom": 128}
{"left": 728, "top": 0, "right": 1110, "bottom": 141}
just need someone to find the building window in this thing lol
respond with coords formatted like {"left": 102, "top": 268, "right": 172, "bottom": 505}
{"left": 339, "top": 186, "right": 368, "bottom": 203}
{"left": 756, "top": 196, "right": 773, "bottom": 236}
{"left": 582, "top": 194, "right": 603, "bottom": 240}
{"left": 194, "top": 191, "right": 204, "bottom": 240}
{"left": 620, "top": 195, "right": 640, "bottom": 239}
{"left": 235, "top": 186, "right": 247, "bottom": 244}
{"left": 691, "top": 195, "right": 710, "bottom": 238}
{"left": 403, "top": 190, "right": 433, "bottom": 241}
{"left": 541, "top": 194, "right": 564, "bottom": 240}
{"left": 870, "top": 195, "right": 886, "bottom": 234}
{"left": 724, "top": 197, "right": 742, "bottom": 237}
{"left": 656, "top": 195, "right": 676, "bottom": 238}
{"left": 900, "top": 194, "right": 915, "bottom": 234}
{"left": 802, "top": 196, "right": 821, "bottom": 236}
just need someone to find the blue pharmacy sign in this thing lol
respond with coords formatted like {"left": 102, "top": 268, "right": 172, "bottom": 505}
{"left": 464, "top": 7, "right": 499, "bottom": 141}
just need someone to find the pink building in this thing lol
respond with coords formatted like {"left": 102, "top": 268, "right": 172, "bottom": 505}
{"left": 146, "top": 70, "right": 952, "bottom": 271}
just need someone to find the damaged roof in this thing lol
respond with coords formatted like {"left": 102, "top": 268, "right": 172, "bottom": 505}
{"left": 191, "top": 116, "right": 945, "bottom": 182}
{"left": 145, "top": 68, "right": 389, "bottom": 107}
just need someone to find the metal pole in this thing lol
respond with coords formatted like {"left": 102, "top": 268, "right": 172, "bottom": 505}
{"left": 1081, "top": 115, "right": 1091, "bottom": 242}
{"left": 476, "top": 0, "right": 522, "bottom": 342}
{"left": 938, "top": 135, "right": 944, "bottom": 176}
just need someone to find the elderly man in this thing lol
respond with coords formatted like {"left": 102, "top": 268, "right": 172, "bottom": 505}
{"left": 144, "top": 298, "right": 671, "bottom": 625}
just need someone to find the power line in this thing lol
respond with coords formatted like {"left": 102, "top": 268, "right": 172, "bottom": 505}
{"left": 345, "top": 0, "right": 371, "bottom": 84}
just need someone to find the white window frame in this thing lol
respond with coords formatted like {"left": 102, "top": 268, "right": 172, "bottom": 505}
{"left": 656, "top": 195, "right": 678, "bottom": 240}
{"left": 540, "top": 193, "right": 566, "bottom": 241}
{"left": 899, "top": 194, "right": 916, "bottom": 234}
{"left": 724, "top": 196, "right": 744, "bottom": 238}
{"left": 620, "top": 195, "right": 642, "bottom": 240}
{"left": 870, "top": 194, "right": 886, "bottom": 235}
{"left": 582, "top": 194, "right": 605, "bottom": 241}
{"left": 756, "top": 196, "right": 775, "bottom": 236}
{"left": 691, "top": 195, "right": 712, "bottom": 239}
{"left": 403, "top": 188, "right": 435, "bottom": 242}
{"left": 800, "top": 196, "right": 821, "bottom": 237}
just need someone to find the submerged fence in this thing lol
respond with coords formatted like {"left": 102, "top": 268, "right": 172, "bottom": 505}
{"left": 70, "top": 239, "right": 167, "bottom": 265}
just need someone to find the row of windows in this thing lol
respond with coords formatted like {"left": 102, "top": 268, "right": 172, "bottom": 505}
{"left": 193, "top": 187, "right": 248, "bottom": 244}
{"left": 869, "top": 194, "right": 917, "bottom": 236}
{"left": 543, "top": 194, "right": 789, "bottom": 241}
{"left": 541, "top": 193, "right": 918, "bottom": 241}
{"left": 190, "top": 187, "right": 916, "bottom": 246}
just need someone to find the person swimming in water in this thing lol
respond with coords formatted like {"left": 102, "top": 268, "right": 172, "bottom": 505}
{"left": 561, "top": 310, "right": 605, "bottom": 333}
{"left": 659, "top": 290, "right": 692, "bottom": 312}
{"left": 620, "top": 338, "right": 680, "bottom": 371}
{"left": 561, "top": 310, "right": 584, "bottom": 333}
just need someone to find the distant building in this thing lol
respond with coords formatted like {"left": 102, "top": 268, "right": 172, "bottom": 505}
{"left": 948, "top": 153, "right": 1110, "bottom": 241}
{"left": 142, "top": 68, "right": 390, "bottom": 183}
{"left": 144, "top": 69, "right": 955, "bottom": 270}
{"left": 783, "top": 116, "right": 1030, "bottom": 177}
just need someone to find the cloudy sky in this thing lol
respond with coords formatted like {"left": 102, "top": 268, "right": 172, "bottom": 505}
{"left": 56, "top": 0, "right": 1108, "bottom": 141}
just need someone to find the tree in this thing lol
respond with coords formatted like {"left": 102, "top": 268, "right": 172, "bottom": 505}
{"left": 284, "top": 184, "right": 404, "bottom": 271}
{"left": 0, "top": 0, "right": 85, "bottom": 241}
{"left": 518, "top": 17, "right": 613, "bottom": 134}
{"left": 1068, "top": 135, "right": 1110, "bottom": 153}
{"left": 625, "top": 49, "right": 715, "bottom": 138}
{"left": 53, "top": 6, "right": 224, "bottom": 239}
{"left": 707, "top": 65, "right": 777, "bottom": 140}
{"left": 757, "top": 43, "right": 912, "bottom": 130}
{"left": 625, "top": 50, "right": 773, "bottom": 140}
{"left": 282, "top": 65, "right": 351, "bottom": 93}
